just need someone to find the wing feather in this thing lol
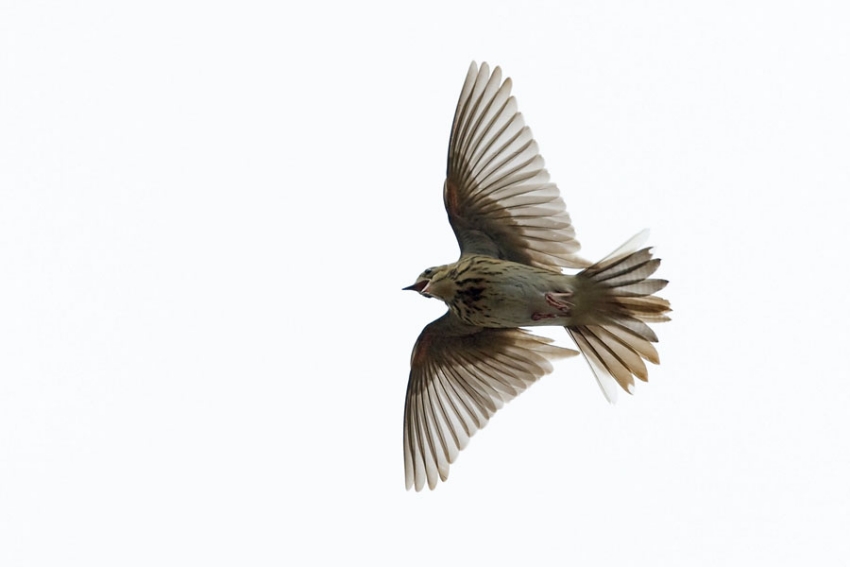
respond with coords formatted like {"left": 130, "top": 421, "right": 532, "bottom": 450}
{"left": 403, "top": 313, "right": 578, "bottom": 491}
{"left": 444, "top": 62, "right": 588, "bottom": 269}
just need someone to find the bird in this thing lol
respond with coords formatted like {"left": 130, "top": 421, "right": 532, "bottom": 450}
{"left": 402, "top": 62, "right": 671, "bottom": 491}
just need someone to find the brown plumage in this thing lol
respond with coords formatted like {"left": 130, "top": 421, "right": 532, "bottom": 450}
{"left": 403, "top": 62, "right": 671, "bottom": 491}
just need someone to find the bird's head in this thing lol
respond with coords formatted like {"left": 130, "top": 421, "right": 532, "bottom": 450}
{"left": 403, "top": 264, "right": 455, "bottom": 301}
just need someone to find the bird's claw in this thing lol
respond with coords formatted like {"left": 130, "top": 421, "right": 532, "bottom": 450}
{"left": 532, "top": 312, "right": 557, "bottom": 321}
{"left": 545, "top": 292, "right": 573, "bottom": 313}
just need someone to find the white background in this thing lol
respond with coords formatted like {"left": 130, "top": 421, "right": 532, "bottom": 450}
{"left": 2, "top": 1, "right": 849, "bottom": 565}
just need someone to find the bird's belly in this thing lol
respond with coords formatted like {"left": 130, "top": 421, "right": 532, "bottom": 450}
{"left": 454, "top": 276, "right": 572, "bottom": 328}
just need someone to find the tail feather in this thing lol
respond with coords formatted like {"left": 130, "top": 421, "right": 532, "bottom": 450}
{"left": 603, "top": 321, "right": 660, "bottom": 363}
{"left": 617, "top": 296, "right": 672, "bottom": 322}
{"left": 567, "top": 233, "right": 671, "bottom": 403}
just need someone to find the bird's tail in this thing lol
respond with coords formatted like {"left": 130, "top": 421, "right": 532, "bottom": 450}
{"left": 566, "top": 231, "right": 671, "bottom": 402}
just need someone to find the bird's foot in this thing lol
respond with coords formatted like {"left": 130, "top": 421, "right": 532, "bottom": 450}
{"left": 532, "top": 312, "right": 558, "bottom": 321}
{"left": 545, "top": 292, "right": 573, "bottom": 313}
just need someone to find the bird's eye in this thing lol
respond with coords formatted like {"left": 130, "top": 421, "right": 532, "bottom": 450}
{"left": 424, "top": 268, "right": 433, "bottom": 276}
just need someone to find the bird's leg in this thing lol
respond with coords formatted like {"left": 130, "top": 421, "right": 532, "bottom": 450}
{"left": 545, "top": 291, "right": 573, "bottom": 313}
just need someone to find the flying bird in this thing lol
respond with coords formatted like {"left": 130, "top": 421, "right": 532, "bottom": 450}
{"left": 403, "top": 62, "right": 671, "bottom": 491}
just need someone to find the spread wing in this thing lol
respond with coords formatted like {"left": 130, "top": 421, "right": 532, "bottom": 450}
{"left": 403, "top": 313, "right": 579, "bottom": 491}
{"left": 445, "top": 61, "right": 589, "bottom": 270}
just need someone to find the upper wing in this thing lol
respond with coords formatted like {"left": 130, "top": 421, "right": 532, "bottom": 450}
{"left": 445, "top": 62, "right": 589, "bottom": 270}
{"left": 403, "top": 313, "right": 579, "bottom": 491}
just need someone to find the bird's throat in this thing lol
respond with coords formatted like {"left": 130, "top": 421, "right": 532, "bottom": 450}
{"left": 424, "top": 277, "right": 455, "bottom": 302}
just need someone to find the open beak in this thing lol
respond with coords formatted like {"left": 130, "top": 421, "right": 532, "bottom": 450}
{"left": 403, "top": 280, "right": 428, "bottom": 292}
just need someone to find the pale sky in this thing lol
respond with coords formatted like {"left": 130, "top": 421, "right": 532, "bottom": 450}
{"left": 2, "top": 1, "right": 849, "bottom": 565}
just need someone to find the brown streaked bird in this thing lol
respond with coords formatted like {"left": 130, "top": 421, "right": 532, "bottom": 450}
{"left": 403, "top": 62, "right": 671, "bottom": 491}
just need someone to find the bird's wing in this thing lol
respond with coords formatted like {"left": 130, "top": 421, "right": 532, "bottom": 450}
{"left": 403, "top": 313, "right": 579, "bottom": 491}
{"left": 444, "top": 61, "right": 589, "bottom": 270}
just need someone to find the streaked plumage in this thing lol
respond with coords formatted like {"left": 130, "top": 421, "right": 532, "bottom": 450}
{"left": 403, "top": 62, "right": 671, "bottom": 491}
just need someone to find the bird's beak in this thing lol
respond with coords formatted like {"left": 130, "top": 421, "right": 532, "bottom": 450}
{"left": 403, "top": 281, "right": 428, "bottom": 292}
